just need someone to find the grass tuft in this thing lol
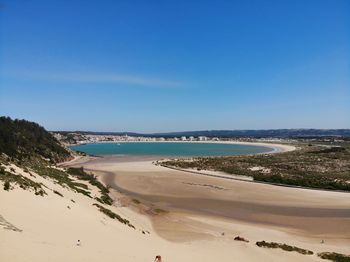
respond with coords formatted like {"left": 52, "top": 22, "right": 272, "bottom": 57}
{"left": 53, "top": 190, "right": 63, "bottom": 197}
{"left": 256, "top": 241, "right": 313, "bottom": 255}
{"left": 132, "top": 199, "right": 141, "bottom": 204}
{"left": 318, "top": 252, "right": 350, "bottom": 262}
{"left": 67, "top": 167, "right": 113, "bottom": 205}
{"left": 93, "top": 203, "right": 135, "bottom": 229}
{"left": 161, "top": 143, "right": 350, "bottom": 191}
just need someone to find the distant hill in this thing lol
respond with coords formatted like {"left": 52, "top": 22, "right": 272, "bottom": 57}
{"left": 55, "top": 129, "right": 350, "bottom": 138}
{"left": 0, "top": 117, "right": 71, "bottom": 162}
{"left": 151, "top": 129, "right": 350, "bottom": 138}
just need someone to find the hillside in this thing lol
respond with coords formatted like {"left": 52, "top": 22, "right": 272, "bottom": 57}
{"left": 0, "top": 117, "right": 71, "bottom": 163}
{"left": 0, "top": 117, "right": 130, "bottom": 229}
{"left": 0, "top": 118, "right": 144, "bottom": 262}
{"left": 0, "top": 117, "right": 115, "bottom": 205}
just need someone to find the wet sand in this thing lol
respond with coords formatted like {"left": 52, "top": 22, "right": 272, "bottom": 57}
{"left": 68, "top": 155, "right": 350, "bottom": 253}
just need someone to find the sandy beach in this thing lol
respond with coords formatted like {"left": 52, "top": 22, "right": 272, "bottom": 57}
{"left": 2, "top": 142, "right": 349, "bottom": 262}
{"left": 61, "top": 141, "right": 349, "bottom": 260}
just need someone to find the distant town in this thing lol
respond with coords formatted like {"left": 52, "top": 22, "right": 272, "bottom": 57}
{"left": 51, "top": 132, "right": 334, "bottom": 146}
{"left": 52, "top": 129, "right": 349, "bottom": 146}
{"left": 53, "top": 133, "right": 223, "bottom": 145}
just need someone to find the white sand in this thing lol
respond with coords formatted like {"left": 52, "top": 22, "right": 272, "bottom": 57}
{"left": 1, "top": 163, "right": 325, "bottom": 262}
{"left": 2, "top": 141, "right": 349, "bottom": 262}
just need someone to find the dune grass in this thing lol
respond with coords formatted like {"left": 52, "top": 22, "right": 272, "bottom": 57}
{"left": 132, "top": 199, "right": 141, "bottom": 204}
{"left": 93, "top": 203, "right": 135, "bottom": 229}
{"left": 0, "top": 166, "right": 46, "bottom": 196}
{"left": 161, "top": 143, "right": 350, "bottom": 191}
{"left": 67, "top": 167, "right": 113, "bottom": 205}
{"left": 53, "top": 190, "right": 63, "bottom": 197}
{"left": 318, "top": 252, "right": 350, "bottom": 262}
{"left": 256, "top": 241, "right": 313, "bottom": 255}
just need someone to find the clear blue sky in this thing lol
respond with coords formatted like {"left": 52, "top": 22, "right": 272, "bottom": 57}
{"left": 0, "top": 0, "right": 349, "bottom": 132}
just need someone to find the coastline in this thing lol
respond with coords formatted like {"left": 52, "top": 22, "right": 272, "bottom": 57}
{"left": 69, "top": 140, "right": 297, "bottom": 155}
{"left": 63, "top": 151, "right": 350, "bottom": 255}
{"left": 3, "top": 141, "right": 349, "bottom": 262}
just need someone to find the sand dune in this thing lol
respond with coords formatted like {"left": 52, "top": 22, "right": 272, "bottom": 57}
{"left": 2, "top": 147, "right": 350, "bottom": 261}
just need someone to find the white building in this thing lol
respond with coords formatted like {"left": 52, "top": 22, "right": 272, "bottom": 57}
{"left": 181, "top": 136, "right": 187, "bottom": 141}
{"left": 198, "top": 136, "right": 208, "bottom": 141}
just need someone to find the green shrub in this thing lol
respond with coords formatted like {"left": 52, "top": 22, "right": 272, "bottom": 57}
{"left": 53, "top": 190, "right": 63, "bottom": 197}
{"left": 0, "top": 169, "right": 46, "bottom": 196}
{"left": 154, "top": 208, "right": 168, "bottom": 214}
{"left": 4, "top": 181, "right": 10, "bottom": 190}
{"left": 93, "top": 203, "right": 135, "bottom": 229}
{"left": 256, "top": 241, "right": 313, "bottom": 255}
{"left": 68, "top": 167, "right": 113, "bottom": 205}
{"left": 132, "top": 199, "right": 141, "bottom": 204}
{"left": 161, "top": 144, "right": 350, "bottom": 192}
{"left": 318, "top": 252, "right": 350, "bottom": 262}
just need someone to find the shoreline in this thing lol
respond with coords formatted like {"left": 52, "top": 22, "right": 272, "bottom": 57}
{"left": 64, "top": 153, "right": 350, "bottom": 194}
{"left": 67, "top": 140, "right": 296, "bottom": 157}
{"left": 62, "top": 140, "right": 299, "bottom": 192}
{"left": 63, "top": 140, "right": 348, "bottom": 194}
{"left": 57, "top": 144, "right": 350, "bottom": 260}
{"left": 64, "top": 155, "right": 350, "bottom": 234}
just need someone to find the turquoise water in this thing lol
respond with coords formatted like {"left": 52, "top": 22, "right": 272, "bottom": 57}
{"left": 70, "top": 142, "right": 272, "bottom": 157}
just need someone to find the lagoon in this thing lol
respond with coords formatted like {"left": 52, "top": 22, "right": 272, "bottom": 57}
{"left": 70, "top": 142, "right": 273, "bottom": 157}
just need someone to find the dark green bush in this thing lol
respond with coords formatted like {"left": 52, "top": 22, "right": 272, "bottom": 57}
{"left": 93, "top": 203, "right": 135, "bottom": 229}
{"left": 256, "top": 241, "right": 313, "bottom": 255}
{"left": 318, "top": 252, "right": 350, "bottom": 262}
{"left": 4, "top": 181, "right": 10, "bottom": 190}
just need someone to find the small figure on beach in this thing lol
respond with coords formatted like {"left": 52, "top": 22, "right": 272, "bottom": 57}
{"left": 76, "top": 240, "right": 81, "bottom": 246}
{"left": 321, "top": 239, "right": 324, "bottom": 244}
{"left": 154, "top": 255, "right": 162, "bottom": 262}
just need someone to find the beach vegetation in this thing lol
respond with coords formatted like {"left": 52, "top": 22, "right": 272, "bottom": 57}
{"left": 234, "top": 236, "right": 249, "bottom": 242}
{"left": 0, "top": 116, "right": 71, "bottom": 163}
{"left": 132, "top": 199, "right": 141, "bottom": 204}
{"left": 53, "top": 190, "right": 63, "bottom": 197}
{"left": 67, "top": 167, "right": 113, "bottom": 205}
{"left": 0, "top": 117, "right": 113, "bottom": 202}
{"left": 3, "top": 181, "right": 10, "bottom": 190}
{"left": 26, "top": 162, "right": 91, "bottom": 197}
{"left": 153, "top": 208, "right": 168, "bottom": 214}
{"left": 161, "top": 142, "right": 350, "bottom": 191}
{"left": 93, "top": 203, "right": 135, "bottom": 229}
{"left": 256, "top": 241, "right": 313, "bottom": 255}
{"left": 0, "top": 168, "right": 46, "bottom": 195}
{"left": 318, "top": 252, "right": 350, "bottom": 262}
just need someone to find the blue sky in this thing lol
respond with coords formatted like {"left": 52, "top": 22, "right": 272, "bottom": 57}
{"left": 0, "top": 0, "right": 349, "bottom": 132}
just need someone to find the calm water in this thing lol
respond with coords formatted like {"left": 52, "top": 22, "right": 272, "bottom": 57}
{"left": 70, "top": 142, "right": 272, "bottom": 157}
